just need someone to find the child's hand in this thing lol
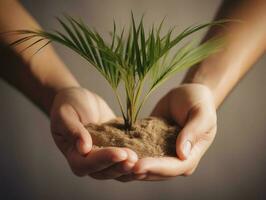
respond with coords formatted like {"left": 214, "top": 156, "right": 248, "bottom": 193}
{"left": 50, "top": 87, "right": 138, "bottom": 179}
{"left": 129, "top": 84, "right": 217, "bottom": 181}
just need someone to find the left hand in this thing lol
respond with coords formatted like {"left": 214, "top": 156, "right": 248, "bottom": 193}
{"left": 124, "top": 83, "right": 217, "bottom": 181}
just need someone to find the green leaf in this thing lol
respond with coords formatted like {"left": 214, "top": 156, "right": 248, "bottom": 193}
{"left": 10, "top": 14, "right": 228, "bottom": 130}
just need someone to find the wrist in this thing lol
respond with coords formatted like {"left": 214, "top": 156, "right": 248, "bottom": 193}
{"left": 182, "top": 66, "right": 220, "bottom": 108}
{"left": 25, "top": 46, "right": 80, "bottom": 114}
{"left": 43, "top": 85, "right": 80, "bottom": 115}
{"left": 40, "top": 62, "right": 80, "bottom": 113}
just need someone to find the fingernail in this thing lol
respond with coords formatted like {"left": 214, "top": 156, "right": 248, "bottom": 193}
{"left": 183, "top": 141, "right": 192, "bottom": 158}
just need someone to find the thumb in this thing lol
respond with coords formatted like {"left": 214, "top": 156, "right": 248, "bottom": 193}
{"left": 60, "top": 105, "right": 93, "bottom": 155}
{"left": 175, "top": 106, "right": 209, "bottom": 160}
{"left": 74, "top": 125, "right": 92, "bottom": 156}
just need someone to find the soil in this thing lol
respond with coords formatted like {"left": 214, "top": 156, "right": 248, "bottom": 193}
{"left": 85, "top": 117, "right": 180, "bottom": 158}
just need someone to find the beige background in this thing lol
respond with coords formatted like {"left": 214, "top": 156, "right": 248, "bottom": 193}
{"left": 0, "top": 0, "right": 266, "bottom": 199}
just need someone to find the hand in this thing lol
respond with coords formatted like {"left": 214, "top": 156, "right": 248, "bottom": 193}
{"left": 50, "top": 87, "right": 138, "bottom": 180}
{"left": 132, "top": 83, "right": 217, "bottom": 181}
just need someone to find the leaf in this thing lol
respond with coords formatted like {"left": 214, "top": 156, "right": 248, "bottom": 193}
{"left": 9, "top": 14, "right": 228, "bottom": 129}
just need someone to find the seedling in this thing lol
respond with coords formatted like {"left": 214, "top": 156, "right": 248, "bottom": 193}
{"left": 11, "top": 14, "right": 225, "bottom": 131}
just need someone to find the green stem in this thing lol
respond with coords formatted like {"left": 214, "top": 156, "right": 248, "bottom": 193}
{"left": 132, "top": 79, "right": 144, "bottom": 123}
{"left": 125, "top": 95, "right": 132, "bottom": 131}
{"left": 133, "top": 85, "right": 156, "bottom": 122}
{"left": 113, "top": 89, "right": 126, "bottom": 122}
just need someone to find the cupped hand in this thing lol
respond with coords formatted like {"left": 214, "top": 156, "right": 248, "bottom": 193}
{"left": 131, "top": 83, "right": 217, "bottom": 181}
{"left": 50, "top": 87, "right": 138, "bottom": 180}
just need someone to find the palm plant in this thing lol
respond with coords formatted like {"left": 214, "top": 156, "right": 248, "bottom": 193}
{"left": 11, "top": 13, "right": 225, "bottom": 131}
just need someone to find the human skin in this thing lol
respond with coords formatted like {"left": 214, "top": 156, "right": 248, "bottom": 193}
{"left": 0, "top": 0, "right": 138, "bottom": 179}
{"left": 1, "top": 0, "right": 265, "bottom": 182}
{"left": 124, "top": 0, "right": 266, "bottom": 181}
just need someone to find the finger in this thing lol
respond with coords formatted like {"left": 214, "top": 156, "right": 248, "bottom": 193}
{"left": 133, "top": 157, "right": 191, "bottom": 177}
{"left": 176, "top": 105, "right": 216, "bottom": 160}
{"left": 59, "top": 104, "right": 92, "bottom": 155}
{"left": 133, "top": 138, "right": 213, "bottom": 178}
{"left": 119, "top": 173, "right": 172, "bottom": 181}
{"left": 90, "top": 161, "right": 135, "bottom": 180}
{"left": 115, "top": 173, "right": 136, "bottom": 182}
{"left": 68, "top": 147, "right": 128, "bottom": 176}
{"left": 115, "top": 172, "right": 148, "bottom": 182}
{"left": 138, "top": 174, "right": 174, "bottom": 181}
{"left": 90, "top": 148, "right": 138, "bottom": 180}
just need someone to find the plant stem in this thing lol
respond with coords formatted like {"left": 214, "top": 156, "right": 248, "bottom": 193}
{"left": 132, "top": 79, "right": 144, "bottom": 123}
{"left": 113, "top": 89, "right": 127, "bottom": 122}
{"left": 125, "top": 95, "right": 132, "bottom": 131}
{"left": 133, "top": 86, "right": 155, "bottom": 122}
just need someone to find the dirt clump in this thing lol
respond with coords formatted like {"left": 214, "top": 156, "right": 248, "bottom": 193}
{"left": 86, "top": 117, "right": 180, "bottom": 158}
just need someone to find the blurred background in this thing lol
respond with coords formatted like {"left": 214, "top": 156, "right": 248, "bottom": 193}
{"left": 0, "top": 0, "right": 266, "bottom": 199}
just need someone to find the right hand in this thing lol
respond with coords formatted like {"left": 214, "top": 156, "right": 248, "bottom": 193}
{"left": 50, "top": 87, "right": 138, "bottom": 180}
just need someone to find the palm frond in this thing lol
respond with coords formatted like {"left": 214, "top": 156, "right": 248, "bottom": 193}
{"left": 10, "top": 14, "right": 228, "bottom": 130}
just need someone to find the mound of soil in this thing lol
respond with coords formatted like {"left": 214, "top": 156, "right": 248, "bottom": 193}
{"left": 86, "top": 117, "right": 180, "bottom": 158}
